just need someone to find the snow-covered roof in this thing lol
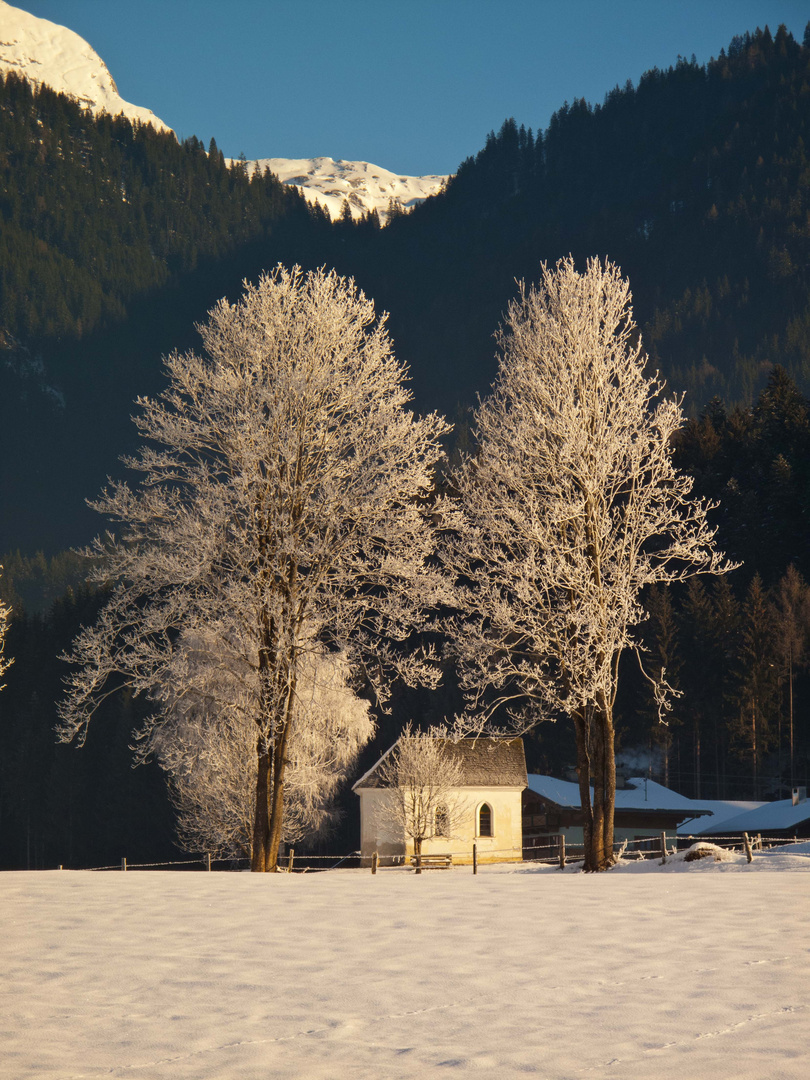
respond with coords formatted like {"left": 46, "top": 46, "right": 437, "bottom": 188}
{"left": 677, "top": 800, "right": 766, "bottom": 836}
{"left": 617, "top": 778, "right": 702, "bottom": 812}
{"left": 354, "top": 738, "right": 527, "bottom": 790}
{"left": 526, "top": 774, "right": 712, "bottom": 816}
{"left": 527, "top": 776, "right": 810, "bottom": 833}
{"left": 692, "top": 798, "right": 810, "bottom": 835}
{"left": 525, "top": 774, "right": 581, "bottom": 807}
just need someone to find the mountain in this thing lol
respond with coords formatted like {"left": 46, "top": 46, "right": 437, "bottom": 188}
{"left": 0, "top": 1, "right": 447, "bottom": 223}
{"left": 0, "top": 0, "right": 170, "bottom": 132}
{"left": 249, "top": 156, "right": 447, "bottom": 223}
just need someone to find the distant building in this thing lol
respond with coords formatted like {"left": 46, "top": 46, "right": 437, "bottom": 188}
{"left": 523, "top": 774, "right": 713, "bottom": 855}
{"left": 353, "top": 737, "right": 527, "bottom": 865}
{"left": 679, "top": 786, "right": 810, "bottom": 842}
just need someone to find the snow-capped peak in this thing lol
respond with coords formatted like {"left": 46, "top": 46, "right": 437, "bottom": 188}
{"left": 0, "top": 0, "right": 171, "bottom": 132}
{"left": 249, "top": 156, "right": 448, "bottom": 224}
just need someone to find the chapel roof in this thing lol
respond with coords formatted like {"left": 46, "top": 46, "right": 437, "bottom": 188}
{"left": 353, "top": 737, "right": 527, "bottom": 790}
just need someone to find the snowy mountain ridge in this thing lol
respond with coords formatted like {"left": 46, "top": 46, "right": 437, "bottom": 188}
{"left": 0, "top": 0, "right": 171, "bottom": 133}
{"left": 248, "top": 156, "right": 447, "bottom": 223}
{"left": 0, "top": 1, "right": 448, "bottom": 222}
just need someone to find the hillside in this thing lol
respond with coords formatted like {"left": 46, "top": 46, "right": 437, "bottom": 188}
{"left": 2, "top": 24, "right": 810, "bottom": 553}
{"left": 350, "top": 25, "right": 810, "bottom": 418}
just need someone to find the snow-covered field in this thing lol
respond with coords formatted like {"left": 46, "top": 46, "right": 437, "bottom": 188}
{"left": 3, "top": 849, "right": 809, "bottom": 1079}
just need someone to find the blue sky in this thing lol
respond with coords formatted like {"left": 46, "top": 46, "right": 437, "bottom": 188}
{"left": 18, "top": 1, "right": 810, "bottom": 176}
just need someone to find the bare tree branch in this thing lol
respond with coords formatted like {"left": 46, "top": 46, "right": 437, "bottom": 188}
{"left": 0, "top": 567, "right": 12, "bottom": 690}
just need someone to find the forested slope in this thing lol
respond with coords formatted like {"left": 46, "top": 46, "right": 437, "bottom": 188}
{"left": 354, "top": 25, "right": 810, "bottom": 416}
{"left": 0, "top": 70, "right": 324, "bottom": 342}
{"left": 0, "top": 71, "right": 338, "bottom": 551}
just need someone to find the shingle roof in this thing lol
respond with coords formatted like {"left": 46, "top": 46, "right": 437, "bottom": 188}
{"left": 353, "top": 737, "right": 527, "bottom": 790}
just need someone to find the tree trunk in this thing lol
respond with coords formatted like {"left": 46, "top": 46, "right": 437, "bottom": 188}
{"left": 573, "top": 710, "right": 595, "bottom": 871}
{"left": 575, "top": 705, "right": 616, "bottom": 871}
{"left": 251, "top": 745, "right": 272, "bottom": 872}
{"left": 266, "top": 718, "right": 292, "bottom": 871}
{"left": 598, "top": 710, "right": 616, "bottom": 867}
{"left": 414, "top": 836, "right": 422, "bottom": 874}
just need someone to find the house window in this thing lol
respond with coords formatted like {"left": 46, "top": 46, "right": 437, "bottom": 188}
{"left": 478, "top": 803, "right": 492, "bottom": 837}
{"left": 435, "top": 805, "right": 449, "bottom": 837}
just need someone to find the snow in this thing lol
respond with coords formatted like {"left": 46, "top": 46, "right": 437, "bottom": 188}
{"left": 618, "top": 776, "right": 705, "bottom": 811}
{"left": 0, "top": 0, "right": 171, "bottom": 132}
{"left": 248, "top": 155, "right": 448, "bottom": 222}
{"left": 3, "top": 856, "right": 810, "bottom": 1079}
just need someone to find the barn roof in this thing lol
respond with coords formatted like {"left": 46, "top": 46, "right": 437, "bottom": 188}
{"left": 526, "top": 774, "right": 713, "bottom": 817}
{"left": 689, "top": 798, "right": 810, "bottom": 835}
{"left": 677, "top": 800, "right": 767, "bottom": 836}
{"left": 353, "top": 737, "right": 527, "bottom": 790}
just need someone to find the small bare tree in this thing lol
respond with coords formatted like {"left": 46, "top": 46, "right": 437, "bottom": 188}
{"left": 0, "top": 567, "right": 11, "bottom": 690}
{"left": 374, "top": 725, "right": 466, "bottom": 872}
{"left": 442, "top": 257, "right": 735, "bottom": 871}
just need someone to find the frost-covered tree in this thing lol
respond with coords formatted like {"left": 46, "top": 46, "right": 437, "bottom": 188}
{"left": 442, "top": 257, "right": 734, "bottom": 871}
{"left": 59, "top": 265, "right": 449, "bottom": 871}
{"left": 143, "top": 626, "right": 375, "bottom": 859}
{"left": 373, "top": 724, "right": 466, "bottom": 872}
{"left": 0, "top": 567, "right": 11, "bottom": 689}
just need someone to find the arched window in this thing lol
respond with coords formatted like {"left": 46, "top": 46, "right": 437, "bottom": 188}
{"left": 478, "top": 803, "right": 492, "bottom": 837}
{"left": 435, "top": 805, "right": 449, "bottom": 837}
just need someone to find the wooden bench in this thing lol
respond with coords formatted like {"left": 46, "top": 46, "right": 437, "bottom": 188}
{"left": 409, "top": 854, "right": 453, "bottom": 869}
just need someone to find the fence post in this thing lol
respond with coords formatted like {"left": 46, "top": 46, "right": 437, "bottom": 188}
{"left": 473, "top": 842, "right": 478, "bottom": 875}
{"left": 756, "top": 833, "right": 762, "bottom": 851}
{"left": 660, "top": 833, "right": 667, "bottom": 865}
{"left": 206, "top": 853, "right": 212, "bottom": 872}
{"left": 121, "top": 857, "right": 127, "bottom": 872}
{"left": 558, "top": 834, "right": 566, "bottom": 870}
{"left": 743, "top": 832, "right": 753, "bottom": 863}
{"left": 288, "top": 847, "right": 295, "bottom": 873}
{"left": 371, "top": 851, "right": 378, "bottom": 875}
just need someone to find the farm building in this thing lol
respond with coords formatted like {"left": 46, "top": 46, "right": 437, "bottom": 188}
{"left": 678, "top": 787, "right": 810, "bottom": 843}
{"left": 523, "top": 774, "right": 713, "bottom": 856}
